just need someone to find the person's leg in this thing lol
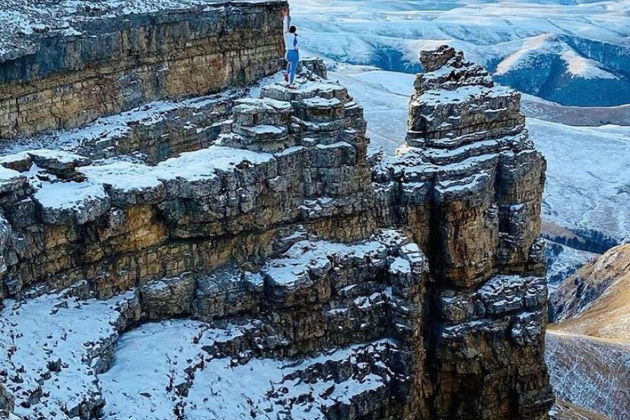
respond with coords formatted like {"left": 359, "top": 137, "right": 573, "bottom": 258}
{"left": 285, "top": 52, "right": 290, "bottom": 82}
{"left": 289, "top": 51, "right": 299, "bottom": 84}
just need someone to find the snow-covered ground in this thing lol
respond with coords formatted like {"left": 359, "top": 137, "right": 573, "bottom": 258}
{"left": 520, "top": 94, "right": 630, "bottom": 126}
{"left": 0, "top": 284, "right": 400, "bottom": 419}
{"left": 0, "top": 289, "right": 139, "bottom": 419}
{"left": 100, "top": 321, "right": 394, "bottom": 419}
{"left": 290, "top": 0, "right": 630, "bottom": 106}
{"left": 529, "top": 119, "right": 630, "bottom": 244}
{"left": 328, "top": 65, "right": 416, "bottom": 155}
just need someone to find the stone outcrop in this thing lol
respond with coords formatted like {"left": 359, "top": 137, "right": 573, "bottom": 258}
{"left": 0, "top": 230, "right": 430, "bottom": 419}
{"left": 367, "top": 45, "right": 551, "bottom": 419}
{"left": 0, "top": 76, "right": 375, "bottom": 298}
{"left": 0, "top": 0, "right": 287, "bottom": 139}
{"left": 0, "top": 40, "right": 552, "bottom": 420}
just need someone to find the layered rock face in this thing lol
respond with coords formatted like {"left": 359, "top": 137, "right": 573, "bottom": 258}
{"left": 0, "top": 42, "right": 552, "bottom": 419}
{"left": 0, "top": 77, "right": 374, "bottom": 299}
{"left": 372, "top": 45, "right": 552, "bottom": 418}
{"left": 0, "top": 0, "right": 287, "bottom": 139}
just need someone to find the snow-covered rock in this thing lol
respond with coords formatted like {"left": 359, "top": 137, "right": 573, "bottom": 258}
{"left": 0, "top": 44, "right": 557, "bottom": 419}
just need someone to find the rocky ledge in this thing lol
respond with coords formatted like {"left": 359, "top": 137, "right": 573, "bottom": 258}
{"left": 1, "top": 44, "right": 553, "bottom": 419}
{"left": 0, "top": 0, "right": 288, "bottom": 139}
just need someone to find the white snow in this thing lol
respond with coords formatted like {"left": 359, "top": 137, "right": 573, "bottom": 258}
{"left": 79, "top": 162, "right": 163, "bottom": 192}
{"left": 528, "top": 118, "right": 630, "bottom": 242}
{"left": 27, "top": 149, "right": 88, "bottom": 165}
{"left": 435, "top": 172, "right": 490, "bottom": 195}
{"left": 263, "top": 238, "right": 387, "bottom": 287}
{"left": 154, "top": 145, "right": 274, "bottom": 182}
{"left": 0, "top": 166, "right": 23, "bottom": 183}
{"left": 417, "top": 85, "right": 513, "bottom": 106}
{"left": 243, "top": 124, "right": 287, "bottom": 135}
{"left": 0, "top": 290, "right": 138, "bottom": 419}
{"left": 496, "top": 34, "right": 619, "bottom": 80}
{"left": 99, "top": 319, "right": 396, "bottom": 420}
{"left": 302, "top": 97, "right": 342, "bottom": 108}
{"left": 34, "top": 180, "right": 108, "bottom": 210}
{"left": 235, "top": 97, "right": 293, "bottom": 112}
{"left": 495, "top": 34, "right": 556, "bottom": 75}
{"left": 26, "top": 144, "right": 274, "bottom": 212}
{"left": 560, "top": 49, "right": 619, "bottom": 80}
{"left": 389, "top": 257, "right": 411, "bottom": 275}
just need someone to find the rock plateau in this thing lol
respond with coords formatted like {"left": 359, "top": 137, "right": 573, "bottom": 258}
{"left": 0, "top": 3, "right": 552, "bottom": 419}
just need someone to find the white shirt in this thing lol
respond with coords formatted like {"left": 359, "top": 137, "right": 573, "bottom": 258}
{"left": 283, "top": 16, "right": 299, "bottom": 51}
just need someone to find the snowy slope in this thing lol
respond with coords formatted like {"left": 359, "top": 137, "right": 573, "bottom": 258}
{"left": 100, "top": 321, "right": 394, "bottom": 419}
{"left": 493, "top": 35, "right": 629, "bottom": 106}
{"left": 546, "top": 331, "right": 629, "bottom": 420}
{"left": 0, "top": 285, "right": 401, "bottom": 419}
{"left": 529, "top": 119, "right": 630, "bottom": 244}
{"left": 289, "top": 0, "right": 630, "bottom": 106}
{"left": 521, "top": 94, "right": 630, "bottom": 126}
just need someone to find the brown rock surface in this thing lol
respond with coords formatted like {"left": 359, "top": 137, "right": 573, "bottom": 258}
{"left": 0, "top": 1, "right": 287, "bottom": 139}
{"left": 0, "top": 41, "right": 552, "bottom": 419}
{"left": 373, "top": 45, "right": 551, "bottom": 418}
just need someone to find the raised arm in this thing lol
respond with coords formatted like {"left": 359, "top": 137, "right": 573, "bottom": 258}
{"left": 282, "top": 9, "right": 290, "bottom": 33}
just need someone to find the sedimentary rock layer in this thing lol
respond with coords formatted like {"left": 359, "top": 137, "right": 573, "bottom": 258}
{"left": 0, "top": 78, "right": 374, "bottom": 298}
{"left": 1, "top": 230, "right": 430, "bottom": 418}
{"left": 0, "top": 45, "right": 552, "bottom": 419}
{"left": 372, "top": 45, "right": 552, "bottom": 419}
{"left": 0, "top": 0, "right": 287, "bottom": 139}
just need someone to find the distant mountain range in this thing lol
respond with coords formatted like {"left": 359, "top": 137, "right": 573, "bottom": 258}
{"left": 292, "top": 0, "right": 630, "bottom": 106}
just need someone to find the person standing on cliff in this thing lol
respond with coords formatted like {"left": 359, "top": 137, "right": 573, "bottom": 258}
{"left": 282, "top": 8, "right": 299, "bottom": 89}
